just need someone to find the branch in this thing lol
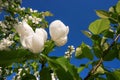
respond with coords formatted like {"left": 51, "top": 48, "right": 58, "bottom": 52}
{"left": 84, "top": 34, "right": 120, "bottom": 80}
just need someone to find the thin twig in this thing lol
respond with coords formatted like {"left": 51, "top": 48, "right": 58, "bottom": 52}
{"left": 84, "top": 34, "right": 120, "bottom": 80}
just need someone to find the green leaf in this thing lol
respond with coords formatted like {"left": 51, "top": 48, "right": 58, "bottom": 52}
{"left": 77, "top": 66, "right": 85, "bottom": 73}
{"left": 93, "top": 45, "right": 102, "bottom": 58}
{"left": 102, "top": 29, "right": 114, "bottom": 39}
{"left": 0, "top": 49, "right": 40, "bottom": 67}
{"left": 42, "top": 40, "right": 55, "bottom": 55}
{"left": 43, "top": 11, "right": 53, "bottom": 16}
{"left": 42, "top": 55, "right": 81, "bottom": 80}
{"left": 106, "top": 72, "right": 116, "bottom": 80}
{"left": 106, "top": 70, "right": 120, "bottom": 80}
{"left": 103, "top": 50, "right": 117, "bottom": 61}
{"left": 96, "top": 78, "right": 106, "bottom": 80}
{"left": 81, "top": 30, "right": 92, "bottom": 38}
{"left": 91, "top": 35, "right": 102, "bottom": 45}
{"left": 115, "top": 43, "right": 120, "bottom": 60}
{"left": 109, "top": 12, "right": 118, "bottom": 24}
{"left": 113, "top": 70, "right": 120, "bottom": 79}
{"left": 75, "top": 42, "right": 93, "bottom": 60}
{"left": 94, "top": 66, "right": 105, "bottom": 74}
{"left": 77, "top": 62, "right": 92, "bottom": 73}
{"left": 89, "top": 19, "right": 110, "bottom": 35}
{"left": 117, "top": 51, "right": 120, "bottom": 60}
{"left": 103, "top": 44, "right": 118, "bottom": 61}
{"left": 116, "top": 1, "right": 120, "bottom": 14}
{"left": 117, "top": 26, "right": 120, "bottom": 35}
{"left": 96, "top": 10, "right": 109, "bottom": 18}
{"left": 40, "top": 67, "right": 52, "bottom": 80}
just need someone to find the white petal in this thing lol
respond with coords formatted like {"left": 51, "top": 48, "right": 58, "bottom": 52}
{"left": 35, "top": 28, "right": 47, "bottom": 41}
{"left": 20, "top": 36, "right": 27, "bottom": 48}
{"left": 22, "top": 21, "right": 34, "bottom": 36}
{"left": 14, "top": 22, "right": 25, "bottom": 36}
{"left": 24, "top": 35, "right": 33, "bottom": 50}
{"left": 55, "top": 36, "right": 67, "bottom": 46}
{"left": 14, "top": 21, "right": 34, "bottom": 37}
{"left": 31, "top": 34, "right": 44, "bottom": 53}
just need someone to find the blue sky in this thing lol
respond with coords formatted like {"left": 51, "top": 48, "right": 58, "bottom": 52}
{"left": 6, "top": 0, "right": 120, "bottom": 79}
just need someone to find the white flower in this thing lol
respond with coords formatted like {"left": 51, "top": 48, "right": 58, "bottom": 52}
{"left": 22, "top": 28, "right": 47, "bottom": 53}
{"left": 30, "top": 8, "right": 33, "bottom": 12}
{"left": 33, "top": 10, "right": 38, "bottom": 13}
{"left": 49, "top": 20, "right": 69, "bottom": 46}
{"left": 15, "top": 21, "right": 47, "bottom": 53}
{"left": 21, "top": 7, "right": 25, "bottom": 11}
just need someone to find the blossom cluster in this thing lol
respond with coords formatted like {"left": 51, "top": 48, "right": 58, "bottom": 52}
{"left": 12, "top": 68, "right": 28, "bottom": 80}
{"left": 0, "top": 67, "right": 12, "bottom": 80}
{"left": 0, "top": 21, "right": 7, "bottom": 32}
{"left": 64, "top": 45, "right": 75, "bottom": 59}
{"left": 0, "top": 34, "right": 14, "bottom": 50}
{"left": 14, "top": 20, "right": 69, "bottom": 53}
{"left": 19, "top": 8, "right": 43, "bottom": 25}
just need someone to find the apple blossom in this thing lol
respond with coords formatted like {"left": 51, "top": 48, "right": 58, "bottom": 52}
{"left": 15, "top": 21, "right": 47, "bottom": 53}
{"left": 22, "top": 28, "right": 47, "bottom": 53}
{"left": 49, "top": 20, "right": 69, "bottom": 46}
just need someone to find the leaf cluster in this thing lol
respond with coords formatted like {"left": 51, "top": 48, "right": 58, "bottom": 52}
{"left": 76, "top": 1, "right": 120, "bottom": 79}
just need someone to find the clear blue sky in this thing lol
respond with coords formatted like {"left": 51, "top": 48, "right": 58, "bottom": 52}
{"left": 7, "top": 0, "right": 120, "bottom": 79}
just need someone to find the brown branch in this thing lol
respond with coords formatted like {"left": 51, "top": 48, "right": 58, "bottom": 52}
{"left": 84, "top": 34, "right": 120, "bottom": 80}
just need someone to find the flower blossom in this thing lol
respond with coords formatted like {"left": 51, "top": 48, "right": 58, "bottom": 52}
{"left": 49, "top": 20, "right": 69, "bottom": 46}
{"left": 0, "top": 34, "right": 14, "bottom": 50}
{"left": 15, "top": 21, "right": 47, "bottom": 53}
{"left": 64, "top": 45, "right": 75, "bottom": 59}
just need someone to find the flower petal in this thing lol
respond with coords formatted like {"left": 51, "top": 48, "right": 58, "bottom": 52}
{"left": 35, "top": 28, "right": 47, "bottom": 42}
{"left": 55, "top": 36, "right": 68, "bottom": 46}
{"left": 31, "top": 33, "right": 44, "bottom": 53}
{"left": 24, "top": 35, "right": 33, "bottom": 50}
{"left": 14, "top": 20, "right": 34, "bottom": 37}
{"left": 22, "top": 21, "right": 34, "bottom": 36}
{"left": 20, "top": 36, "right": 27, "bottom": 48}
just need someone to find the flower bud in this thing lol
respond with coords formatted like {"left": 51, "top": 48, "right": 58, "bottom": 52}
{"left": 49, "top": 20, "right": 69, "bottom": 46}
